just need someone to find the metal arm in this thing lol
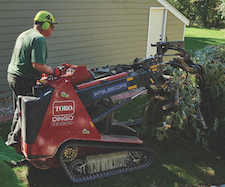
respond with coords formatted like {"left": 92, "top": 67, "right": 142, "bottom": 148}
{"left": 151, "top": 41, "right": 205, "bottom": 88}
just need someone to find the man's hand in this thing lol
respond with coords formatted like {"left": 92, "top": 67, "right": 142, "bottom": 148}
{"left": 53, "top": 67, "right": 63, "bottom": 77}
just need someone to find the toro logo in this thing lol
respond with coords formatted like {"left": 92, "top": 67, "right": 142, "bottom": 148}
{"left": 52, "top": 100, "right": 75, "bottom": 116}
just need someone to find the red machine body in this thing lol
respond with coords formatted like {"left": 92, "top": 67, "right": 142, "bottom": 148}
{"left": 20, "top": 62, "right": 147, "bottom": 171}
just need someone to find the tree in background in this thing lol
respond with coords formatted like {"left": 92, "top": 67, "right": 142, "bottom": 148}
{"left": 167, "top": 0, "right": 196, "bottom": 23}
{"left": 167, "top": 0, "right": 225, "bottom": 28}
{"left": 219, "top": 0, "right": 225, "bottom": 19}
{"left": 195, "top": 0, "right": 223, "bottom": 28}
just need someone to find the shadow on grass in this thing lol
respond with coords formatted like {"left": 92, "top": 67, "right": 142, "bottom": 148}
{"left": 185, "top": 36, "right": 225, "bottom": 51}
{"left": 25, "top": 152, "right": 185, "bottom": 187}
{"left": 153, "top": 139, "right": 225, "bottom": 186}
{"left": 0, "top": 121, "right": 11, "bottom": 141}
{"left": 1, "top": 120, "right": 225, "bottom": 186}
{"left": 22, "top": 138, "right": 225, "bottom": 187}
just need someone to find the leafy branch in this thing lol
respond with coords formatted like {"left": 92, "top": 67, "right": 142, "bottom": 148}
{"left": 144, "top": 45, "right": 225, "bottom": 154}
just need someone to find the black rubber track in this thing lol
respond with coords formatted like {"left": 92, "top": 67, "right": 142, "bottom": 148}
{"left": 57, "top": 140, "right": 154, "bottom": 183}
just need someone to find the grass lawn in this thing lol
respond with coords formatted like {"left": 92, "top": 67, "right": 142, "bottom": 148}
{"left": 185, "top": 27, "right": 225, "bottom": 50}
{"left": 1, "top": 96, "right": 225, "bottom": 187}
{"left": 8, "top": 136, "right": 225, "bottom": 187}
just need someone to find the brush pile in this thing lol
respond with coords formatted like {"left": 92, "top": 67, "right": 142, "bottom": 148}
{"left": 144, "top": 45, "right": 225, "bottom": 154}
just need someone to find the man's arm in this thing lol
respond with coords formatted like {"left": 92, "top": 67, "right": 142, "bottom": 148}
{"left": 32, "top": 62, "right": 54, "bottom": 75}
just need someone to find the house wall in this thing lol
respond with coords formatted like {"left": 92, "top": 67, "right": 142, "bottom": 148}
{"left": 162, "top": 11, "right": 185, "bottom": 62}
{"left": 165, "top": 11, "right": 185, "bottom": 41}
{"left": 0, "top": 0, "right": 185, "bottom": 94}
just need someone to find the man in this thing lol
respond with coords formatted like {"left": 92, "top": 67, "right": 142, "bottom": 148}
{"left": 6, "top": 10, "right": 61, "bottom": 146}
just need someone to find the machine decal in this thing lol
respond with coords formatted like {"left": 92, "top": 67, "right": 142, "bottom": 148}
{"left": 51, "top": 100, "right": 75, "bottom": 127}
{"left": 52, "top": 115, "right": 74, "bottom": 122}
{"left": 150, "top": 64, "right": 157, "bottom": 69}
{"left": 51, "top": 119, "right": 74, "bottom": 127}
{"left": 89, "top": 121, "right": 95, "bottom": 128}
{"left": 150, "top": 64, "right": 158, "bottom": 73}
{"left": 161, "top": 83, "right": 168, "bottom": 90}
{"left": 150, "top": 78, "right": 154, "bottom": 84}
{"left": 82, "top": 129, "right": 90, "bottom": 134}
{"left": 91, "top": 81, "right": 129, "bottom": 98}
{"left": 127, "top": 77, "right": 133, "bottom": 81}
{"left": 128, "top": 85, "right": 137, "bottom": 90}
{"left": 60, "top": 91, "right": 69, "bottom": 98}
{"left": 53, "top": 100, "right": 75, "bottom": 116}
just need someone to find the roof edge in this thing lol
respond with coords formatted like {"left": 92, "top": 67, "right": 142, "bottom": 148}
{"left": 157, "top": 0, "right": 190, "bottom": 26}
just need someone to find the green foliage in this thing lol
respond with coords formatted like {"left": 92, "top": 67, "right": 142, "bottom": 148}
{"left": 0, "top": 136, "right": 25, "bottom": 187}
{"left": 144, "top": 45, "right": 225, "bottom": 153}
{"left": 195, "top": 0, "right": 223, "bottom": 28}
{"left": 0, "top": 162, "right": 26, "bottom": 187}
{"left": 219, "top": 0, "right": 225, "bottom": 19}
{"left": 144, "top": 75, "right": 202, "bottom": 145}
{"left": 0, "top": 137, "right": 23, "bottom": 162}
{"left": 167, "top": 0, "right": 197, "bottom": 24}
{"left": 192, "top": 45, "right": 225, "bottom": 152}
{"left": 167, "top": 0, "right": 225, "bottom": 28}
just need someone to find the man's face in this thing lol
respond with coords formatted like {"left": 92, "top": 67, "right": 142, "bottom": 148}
{"left": 44, "top": 26, "right": 54, "bottom": 37}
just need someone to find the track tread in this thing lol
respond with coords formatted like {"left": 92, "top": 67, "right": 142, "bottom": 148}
{"left": 58, "top": 140, "right": 154, "bottom": 183}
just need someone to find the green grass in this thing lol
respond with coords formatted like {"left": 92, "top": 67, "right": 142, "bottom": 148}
{"left": 185, "top": 27, "right": 225, "bottom": 50}
{"left": 1, "top": 97, "right": 225, "bottom": 187}
{"left": 5, "top": 130, "right": 225, "bottom": 187}
{"left": 0, "top": 121, "right": 11, "bottom": 142}
{"left": 114, "top": 95, "right": 147, "bottom": 121}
